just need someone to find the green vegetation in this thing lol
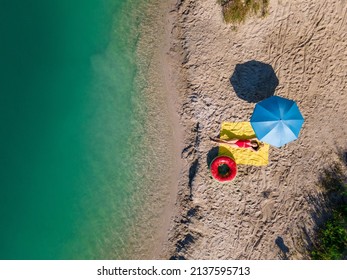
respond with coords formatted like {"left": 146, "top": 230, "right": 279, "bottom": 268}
{"left": 218, "top": 0, "right": 269, "bottom": 24}
{"left": 311, "top": 163, "right": 347, "bottom": 259}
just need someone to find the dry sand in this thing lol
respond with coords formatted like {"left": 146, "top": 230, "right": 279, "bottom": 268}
{"left": 159, "top": 0, "right": 347, "bottom": 259}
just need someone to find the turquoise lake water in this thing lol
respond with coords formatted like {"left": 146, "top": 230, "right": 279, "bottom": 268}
{"left": 0, "top": 0, "right": 168, "bottom": 259}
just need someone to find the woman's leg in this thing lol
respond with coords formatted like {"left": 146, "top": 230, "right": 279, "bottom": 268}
{"left": 210, "top": 137, "right": 238, "bottom": 144}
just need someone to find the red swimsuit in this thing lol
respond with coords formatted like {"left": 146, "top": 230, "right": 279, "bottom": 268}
{"left": 235, "top": 139, "right": 252, "bottom": 148}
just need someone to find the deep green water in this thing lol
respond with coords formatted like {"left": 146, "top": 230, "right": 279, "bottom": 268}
{"left": 0, "top": 0, "right": 158, "bottom": 259}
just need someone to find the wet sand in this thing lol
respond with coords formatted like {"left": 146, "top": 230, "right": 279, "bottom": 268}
{"left": 129, "top": 0, "right": 185, "bottom": 259}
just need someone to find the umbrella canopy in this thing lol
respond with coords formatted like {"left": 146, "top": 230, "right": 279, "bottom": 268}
{"left": 250, "top": 96, "right": 304, "bottom": 147}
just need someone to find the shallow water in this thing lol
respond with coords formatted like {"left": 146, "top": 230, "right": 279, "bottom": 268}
{"left": 0, "top": 0, "right": 174, "bottom": 259}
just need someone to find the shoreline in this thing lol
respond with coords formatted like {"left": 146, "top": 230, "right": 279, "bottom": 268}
{"left": 129, "top": 0, "right": 185, "bottom": 259}
{"left": 154, "top": 0, "right": 187, "bottom": 259}
{"left": 162, "top": 0, "right": 347, "bottom": 259}
{"left": 146, "top": 0, "right": 186, "bottom": 259}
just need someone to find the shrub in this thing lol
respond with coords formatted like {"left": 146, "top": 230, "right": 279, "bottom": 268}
{"left": 311, "top": 212, "right": 347, "bottom": 259}
{"left": 218, "top": 0, "right": 270, "bottom": 24}
{"left": 311, "top": 162, "right": 347, "bottom": 259}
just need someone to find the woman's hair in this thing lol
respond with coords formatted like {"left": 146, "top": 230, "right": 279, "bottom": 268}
{"left": 250, "top": 140, "right": 264, "bottom": 151}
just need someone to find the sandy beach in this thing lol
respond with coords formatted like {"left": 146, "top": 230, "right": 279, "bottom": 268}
{"left": 158, "top": 0, "right": 347, "bottom": 259}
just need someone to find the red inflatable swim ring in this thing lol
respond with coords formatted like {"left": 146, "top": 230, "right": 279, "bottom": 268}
{"left": 210, "top": 156, "right": 237, "bottom": 182}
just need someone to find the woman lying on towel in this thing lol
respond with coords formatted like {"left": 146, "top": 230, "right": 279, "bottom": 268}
{"left": 210, "top": 137, "right": 264, "bottom": 152}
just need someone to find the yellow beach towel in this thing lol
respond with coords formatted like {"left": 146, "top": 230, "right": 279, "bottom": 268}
{"left": 218, "top": 122, "right": 269, "bottom": 166}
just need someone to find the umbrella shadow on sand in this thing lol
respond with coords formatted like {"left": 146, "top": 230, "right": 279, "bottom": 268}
{"left": 230, "top": 60, "right": 279, "bottom": 103}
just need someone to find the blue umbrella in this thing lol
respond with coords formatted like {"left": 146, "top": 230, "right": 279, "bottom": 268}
{"left": 250, "top": 96, "right": 304, "bottom": 147}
